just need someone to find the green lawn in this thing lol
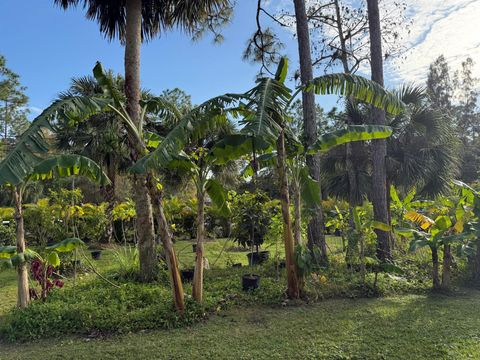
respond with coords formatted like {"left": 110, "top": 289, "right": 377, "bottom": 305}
{"left": 2, "top": 291, "right": 480, "bottom": 359}
{"left": 2, "top": 236, "right": 476, "bottom": 359}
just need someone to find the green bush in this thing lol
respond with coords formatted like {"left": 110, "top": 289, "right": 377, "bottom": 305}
{"left": 0, "top": 207, "right": 15, "bottom": 246}
{"left": 230, "top": 191, "right": 280, "bottom": 252}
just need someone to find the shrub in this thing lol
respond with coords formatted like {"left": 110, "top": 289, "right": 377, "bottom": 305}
{"left": 230, "top": 191, "right": 279, "bottom": 252}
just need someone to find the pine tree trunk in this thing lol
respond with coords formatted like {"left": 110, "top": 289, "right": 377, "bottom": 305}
{"left": 293, "top": 182, "right": 302, "bottom": 246}
{"left": 125, "top": 0, "right": 157, "bottom": 281}
{"left": 192, "top": 188, "right": 205, "bottom": 302}
{"left": 149, "top": 185, "right": 185, "bottom": 313}
{"left": 14, "top": 186, "right": 29, "bottom": 308}
{"left": 441, "top": 244, "right": 452, "bottom": 290}
{"left": 277, "top": 130, "right": 300, "bottom": 299}
{"left": 293, "top": 0, "right": 328, "bottom": 265}
{"left": 432, "top": 247, "right": 440, "bottom": 290}
{"left": 367, "top": 0, "right": 391, "bottom": 261}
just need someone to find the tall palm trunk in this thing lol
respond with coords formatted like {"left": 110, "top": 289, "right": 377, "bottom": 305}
{"left": 125, "top": 0, "right": 157, "bottom": 281}
{"left": 367, "top": 0, "right": 391, "bottom": 261}
{"left": 14, "top": 186, "right": 29, "bottom": 308}
{"left": 431, "top": 247, "right": 440, "bottom": 290}
{"left": 277, "top": 130, "right": 300, "bottom": 298}
{"left": 192, "top": 185, "right": 205, "bottom": 302}
{"left": 149, "top": 185, "right": 185, "bottom": 313}
{"left": 293, "top": 0, "right": 328, "bottom": 265}
{"left": 103, "top": 160, "right": 117, "bottom": 243}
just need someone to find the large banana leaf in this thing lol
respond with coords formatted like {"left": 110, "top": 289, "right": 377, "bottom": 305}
{"left": 27, "top": 154, "right": 110, "bottom": 185}
{"left": 205, "top": 178, "right": 230, "bottom": 216}
{"left": 131, "top": 94, "right": 243, "bottom": 173}
{"left": 46, "top": 237, "right": 86, "bottom": 253}
{"left": 0, "top": 97, "right": 107, "bottom": 186}
{"left": 240, "top": 77, "right": 290, "bottom": 142}
{"left": 405, "top": 211, "right": 435, "bottom": 230}
{"left": 210, "top": 134, "right": 273, "bottom": 165}
{"left": 299, "top": 166, "right": 321, "bottom": 209}
{"left": 308, "top": 73, "right": 404, "bottom": 115}
{"left": 308, "top": 125, "right": 393, "bottom": 153}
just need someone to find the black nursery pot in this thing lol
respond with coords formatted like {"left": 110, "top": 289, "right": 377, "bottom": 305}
{"left": 278, "top": 260, "right": 286, "bottom": 269}
{"left": 91, "top": 250, "right": 102, "bottom": 260}
{"left": 192, "top": 244, "right": 197, "bottom": 253}
{"left": 71, "top": 259, "right": 81, "bottom": 267}
{"left": 181, "top": 268, "right": 195, "bottom": 282}
{"left": 247, "top": 250, "right": 270, "bottom": 265}
{"left": 242, "top": 274, "right": 260, "bottom": 291}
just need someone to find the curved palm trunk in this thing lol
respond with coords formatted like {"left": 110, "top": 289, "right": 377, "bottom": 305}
{"left": 367, "top": 0, "right": 391, "bottom": 261}
{"left": 441, "top": 244, "right": 452, "bottom": 290}
{"left": 149, "top": 185, "right": 185, "bottom": 313}
{"left": 293, "top": 0, "right": 328, "bottom": 265}
{"left": 277, "top": 130, "right": 300, "bottom": 299}
{"left": 125, "top": 0, "right": 157, "bottom": 281}
{"left": 14, "top": 186, "right": 29, "bottom": 308}
{"left": 192, "top": 188, "right": 205, "bottom": 302}
{"left": 431, "top": 247, "right": 440, "bottom": 290}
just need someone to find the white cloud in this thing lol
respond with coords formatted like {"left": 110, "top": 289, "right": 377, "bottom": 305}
{"left": 384, "top": 0, "right": 480, "bottom": 86}
{"left": 268, "top": 0, "right": 480, "bottom": 88}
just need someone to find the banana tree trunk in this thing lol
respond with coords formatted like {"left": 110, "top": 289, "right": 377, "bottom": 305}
{"left": 441, "top": 244, "right": 452, "bottom": 290}
{"left": 277, "top": 130, "right": 300, "bottom": 299}
{"left": 149, "top": 185, "right": 185, "bottom": 313}
{"left": 432, "top": 247, "right": 440, "bottom": 290}
{"left": 125, "top": 0, "right": 157, "bottom": 281}
{"left": 192, "top": 188, "right": 205, "bottom": 302}
{"left": 367, "top": 0, "right": 391, "bottom": 262}
{"left": 293, "top": 0, "right": 328, "bottom": 265}
{"left": 14, "top": 186, "right": 29, "bottom": 308}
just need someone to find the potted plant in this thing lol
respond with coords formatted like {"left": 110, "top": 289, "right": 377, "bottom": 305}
{"left": 180, "top": 268, "right": 195, "bottom": 282}
{"left": 88, "top": 244, "right": 103, "bottom": 260}
{"left": 242, "top": 273, "right": 260, "bottom": 291}
{"left": 231, "top": 191, "right": 273, "bottom": 266}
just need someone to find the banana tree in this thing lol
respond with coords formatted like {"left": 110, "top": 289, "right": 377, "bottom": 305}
{"left": 0, "top": 152, "right": 109, "bottom": 308}
{"left": 406, "top": 190, "right": 475, "bottom": 290}
{"left": 132, "top": 104, "right": 236, "bottom": 303}
{"left": 214, "top": 57, "right": 403, "bottom": 298}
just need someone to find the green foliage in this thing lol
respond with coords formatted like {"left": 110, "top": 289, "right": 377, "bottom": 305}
{"left": 28, "top": 154, "right": 110, "bottom": 186}
{"left": 0, "top": 221, "right": 15, "bottom": 246}
{"left": 0, "top": 282, "right": 205, "bottom": 341}
{"left": 46, "top": 237, "right": 86, "bottom": 253}
{"left": 230, "top": 191, "right": 279, "bottom": 251}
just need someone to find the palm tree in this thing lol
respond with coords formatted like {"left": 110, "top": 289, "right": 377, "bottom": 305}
{"left": 322, "top": 86, "right": 460, "bottom": 205}
{"left": 54, "top": 0, "right": 233, "bottom": 281}
{"left": 56, "top": 75, "right": 130, "bottom": 243}
{"left": 292, "top": 0, "right": 327, "bottom": 264}
{"left": 367, "top": 0, "right": 390, "bottom": 261}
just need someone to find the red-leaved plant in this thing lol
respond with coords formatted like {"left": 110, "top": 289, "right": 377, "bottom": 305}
{"left": 30, "top": 258, "right": 64, "bottom": 301}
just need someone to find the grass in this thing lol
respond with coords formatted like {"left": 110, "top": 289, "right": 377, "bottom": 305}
{"left": 2, "top": 291, "right": 480, "bottom": 359}
{"left": 0, "top": 236, "right": 471, "bottom": 358}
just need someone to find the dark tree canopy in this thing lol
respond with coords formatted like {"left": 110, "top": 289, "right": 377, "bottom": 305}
{"left": 54, "top": 0, "right": 234, "bottom": 42}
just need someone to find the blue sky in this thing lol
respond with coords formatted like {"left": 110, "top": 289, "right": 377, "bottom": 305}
{"left": 1, "top": 1, "right": 479, "bottom": 119}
